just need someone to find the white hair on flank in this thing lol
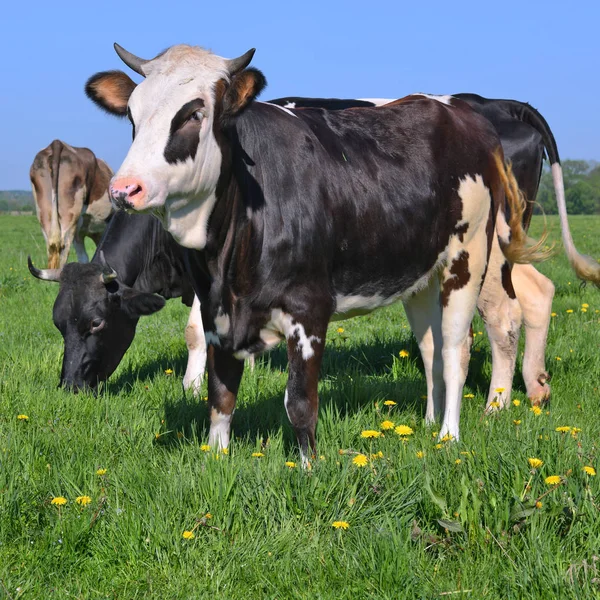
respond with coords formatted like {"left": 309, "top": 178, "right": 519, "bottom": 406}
{"left": 261, "top": 101, "right": 297, "bottom": 118}
{"left": 414, "top": 93, "right": 454, "bottom": 106}
{"left": 357, "top": 98, "right": 394, "bottom": 106}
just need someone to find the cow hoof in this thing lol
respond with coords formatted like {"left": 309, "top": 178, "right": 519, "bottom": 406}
{"left": 528, "top": 376, "right": 551, "bottom": 406}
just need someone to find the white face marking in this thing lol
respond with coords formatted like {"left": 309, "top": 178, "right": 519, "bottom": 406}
{"left": 415, "top": 93, "right": 454, "bottom": 106}
{"left": 114, "top": 46, "right": 229, "bottom": 249}
{"left": 259, "top": 309, "right": 320, "bottom": 360}
{"left": 357, "top": 98, "right": 394, "bottom": 106}
{"left": 208, "top": 408, "right": 231, "bottom": 449}
{"left": 261, "top": 101, "right": 298, "bottom": 118}
{"left": 283, "top": 101, "right": 296, "bottom": 108}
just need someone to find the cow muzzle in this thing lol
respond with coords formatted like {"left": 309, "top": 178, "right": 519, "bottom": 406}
{"left": 109, "top": 177, "right": 147, "bottom": 211}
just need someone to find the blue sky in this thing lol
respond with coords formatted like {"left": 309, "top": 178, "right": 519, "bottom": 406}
{"left": 1, "top": 0, "right": 598, "bottom": 189}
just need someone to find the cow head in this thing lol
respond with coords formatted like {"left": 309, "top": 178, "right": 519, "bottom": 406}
{"left": 85, "top": 43, "right": 266, "bottom": 249}
{"left": 28, "top": 254, "right": 165, "bottom": 391}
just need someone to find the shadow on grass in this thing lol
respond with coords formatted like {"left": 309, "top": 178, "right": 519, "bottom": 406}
{"left": 151, "top": 335, "right": 515, "bottom": 453}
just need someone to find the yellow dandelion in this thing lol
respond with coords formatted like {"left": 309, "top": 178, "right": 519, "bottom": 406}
{"left": 205, "top": 513, "right": 212, "bottom": 519}
{"left": 51, "top": 496, "right": 67, "bottom": 506}
{"left": 555, "top": 356, "right": 561, "bottom": 361}
{"left": 455, "top": 459, "right": 462, "bottom": 465}
{"left": 514, "top": 419, "right": 522, "bottom": 425}
{"left": 17, "top": 414, "right": 29, "bottom": 421}
{"left": 182, "top": 530, "right": 195, "bottom": 540}
{"left": 285, "top": 461, "right": 296, "bottom": 468}
{"left": 332, "top": 520, "right": 349, "bottom": 530}
{"left": 383, "top": 400, "right": 396, "bottom": 406}
{"left": 582, "top": 308, "right": 587, "bottom": 313}
{"left": 551, "top": 312, "right": 557, "bottom": 317}
{"left": 96, "top": 468, "right": 107, "bottom": 476}
{"left": 200, "top": 444, "right": 211, "bottom": 452}
{"left": 221, "top": 448, "right": 229, "bottom": 455}
{"left": 75, "top": 495, "right": 91, "bottom": 507}
{"left": 380, "top": 420, "right": 395, "bottom": 431}
{"left": 545, "top": 475, "right": 562, "bottom": 486}
{"left": 582, "top": 303, "right": 589, "bottom": 308}
{"left": 583, "top": 466, "right": 596, "bottom": 476}
{"left": 440, "top": 433, "right": 454, "bottom": 443}
{"left": 394, "top": 425, "right": 414, "bottom": 436}
{"left": 399, "top": 350, "right": 410, "bottom": 358}
{"left": 416, "top": 451, "right": 424, "bottom": 459}
{"left": 337, "top": 327, "right": 344, "bottom": 333}
{"left": 494, "top": 387, "right": 505, "bottom": 393}
{"left": 566, "top": 309, "right": 573, "bottom": 314}
{"left": 555, "top": 426, "right": 571, "bottom": 433}
{"left": 435, "top": 443, "right": 443, "bottom": 450}
{"left": 528, "top": 458, "right": 543, "bottom": 469}
{"left": 252, "top": 452, "right": 264, "bottom": 458}
{"left": 489, "top": 401, "right": 500, "bottom": 409}
{"left": 319, "top": 455, "right": 326, "bottom": 461}
{"left": 536, "top": 501, "right": 543, "bottom": 509}
{"left": 361, "top": 430, "right": 382, "bottom": 438}
{"left": 464, "top": 393, "right": 475, "bottom": 399}
{"left": 164, "top": 368, "right": 173, "bottom": 375}
{"left": 512, "top": 399, "right": 521, "bottom": 407}
{"left": 370, "top": 451, "right": 384, "bottom": 460}
{"left": 530, "top": 406, "right": 542, "bottom": 416}
{"left": 352, "top": 454, "right": 368, "bottom": 467}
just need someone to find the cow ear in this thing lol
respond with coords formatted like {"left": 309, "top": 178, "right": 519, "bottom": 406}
{"left": 85, "top": 70, "right": 137, "bottom": 117}
{"left": 221, "top": 68, "right": 267, "bottom": 120}
{"left": 121, "top": 289, "right": 166, "bottom": 318}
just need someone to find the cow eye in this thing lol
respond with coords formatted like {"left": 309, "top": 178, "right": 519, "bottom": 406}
{"left": 189, "top": 110, "right": 204, "bottom": 122}
{"left": 90, "top": 318, "right": 105, "bottom": 334}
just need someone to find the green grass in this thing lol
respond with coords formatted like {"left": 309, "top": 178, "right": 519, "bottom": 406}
{"left": 1, "top": 215, "right": 600, "bottom": 599}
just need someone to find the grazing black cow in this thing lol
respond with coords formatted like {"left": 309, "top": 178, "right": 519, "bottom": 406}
{"left": 28, "top": 211, "right": 207, "bottom": 393}
{"left": 268, "top": 94, "right": 600, "bottom": 406}
{"left": 85, "top": 43, "right": 549, "bottom": 460}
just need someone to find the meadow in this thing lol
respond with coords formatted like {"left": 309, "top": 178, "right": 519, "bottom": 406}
{"left": 1, "top": 214, "right": 599, "bottom": 599}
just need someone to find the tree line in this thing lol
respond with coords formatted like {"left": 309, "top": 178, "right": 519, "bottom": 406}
{"left": 1, "top": 160, "right": 599, "bottom": 214}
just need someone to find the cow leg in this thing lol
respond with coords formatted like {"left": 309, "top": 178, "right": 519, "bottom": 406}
{"left": 511, "top": 263, "right": 554, "bottom": 405}
{"left": 73, "top": 233, "right": 89, "bottom": 263}
{"left": 207, "top": 345, "right": 244, "bottom": 449}
{"left": 477, "top": 236, "right": 523, "bottom": 411}
{"left": 285, "top": 319, "right": 327, "bottom": 466}
{"left": 183, "top": 295, "right": 207, "bottom": 396}
{"left": 403, "top": 282, "right": 445, "bottom": 423}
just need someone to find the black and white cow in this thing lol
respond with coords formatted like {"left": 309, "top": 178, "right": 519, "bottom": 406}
{"left": 28, "top": 210, "right": 207, "bottom": 394}
{"left": 85, "top": 43, "right": 543, "bottom": 457}
{"left": 268, "top": 94, "right": 600, "bottom": 406}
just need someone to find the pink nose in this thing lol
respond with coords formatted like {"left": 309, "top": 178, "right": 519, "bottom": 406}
{"left": 109, "top": 177, "right": 146, "bottom": 210}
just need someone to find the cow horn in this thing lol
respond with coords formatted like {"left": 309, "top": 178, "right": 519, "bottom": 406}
{"left": 114, "top": 43, "right": 149, "bottom": 76}
{"left": 225, "top": 48, "right": 256, "bottom": 75}
{"left": 27, "top": 256, "right": 62, "bottom": 282}
{"left": 99, "top": 251, "right": 118, "bottom": 283}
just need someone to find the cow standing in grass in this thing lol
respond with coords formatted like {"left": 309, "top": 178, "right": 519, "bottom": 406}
{"left": 85, "top": 43, "right": 544, "bottom": 458}
{"left": 266, "top": 95, "right": 600, "bottom": 408}
{"left": 30, "top": 140, "right": 113, "bottom": 268}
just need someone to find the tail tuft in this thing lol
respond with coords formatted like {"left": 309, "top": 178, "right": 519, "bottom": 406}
{"left": 493, "top": 150, "right": 553, "bottom": 265}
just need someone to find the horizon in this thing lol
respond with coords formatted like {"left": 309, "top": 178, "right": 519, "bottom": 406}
{"left": 1, "top": 0, "right": 598, "bottom": 190}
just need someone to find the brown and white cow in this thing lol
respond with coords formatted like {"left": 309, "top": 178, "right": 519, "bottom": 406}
{"left": 30, "top": 139, "right": 114, "bottom": 268}
{"left": 85, "top": 43, "right": 546, "bottom": 456}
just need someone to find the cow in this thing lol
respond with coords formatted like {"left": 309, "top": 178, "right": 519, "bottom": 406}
{"left": 268, "top": 95, "right": 600, "bottom": 406}
{"left": 85, "top": 43, "right": 546, "bottom": 459}
{"left": 27, "top": 210, "right": 207, "bottom": 395}
{"left": 30, "top": 140, "right": 114, "bottom": 268}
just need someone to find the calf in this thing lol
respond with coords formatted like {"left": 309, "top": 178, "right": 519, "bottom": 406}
{"left": 28, "top": 211, "right": 207, "bottom": 394}
{"left": 85, "top": 43, "right": 544, "bottom": 456}
{"left": 30, "top": 140, "right": 114, "bottom": 268}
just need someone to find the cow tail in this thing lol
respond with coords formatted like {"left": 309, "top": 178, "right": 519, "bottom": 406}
{"left": 493, "top": 149, "right": 551, "bottom": 265}
{"left": 48, "top": 139, "right": 63, "bottom": 268}
{"left": 506, "top": 101, "right": 600, "bottom": 286}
